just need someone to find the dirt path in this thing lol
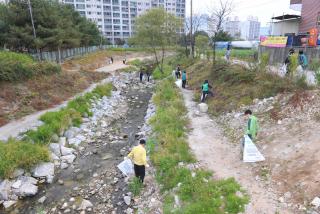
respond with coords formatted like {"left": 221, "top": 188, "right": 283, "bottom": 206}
{"left": 182, "top": 89, "right": 293, "bottom": 214}
{"left": 0, "top": 55, "right": 152, "bottom": 141}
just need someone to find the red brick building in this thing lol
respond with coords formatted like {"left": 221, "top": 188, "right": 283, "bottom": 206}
{"left": 290, "top": 0, "right": 320, "bottom": 33}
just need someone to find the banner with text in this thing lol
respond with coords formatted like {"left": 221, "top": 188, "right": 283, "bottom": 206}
{"left": 260, "top": 36, "right": 288, "bottom": 47}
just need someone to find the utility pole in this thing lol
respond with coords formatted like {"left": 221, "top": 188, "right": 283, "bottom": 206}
{"left": 190, "top": 0, "right": 193, "bottom": 58}
{"left": 27, "top": 0, "right": 41, "bottom": 60}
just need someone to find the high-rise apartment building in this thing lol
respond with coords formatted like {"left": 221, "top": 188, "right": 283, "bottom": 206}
{"left": 60, "top": 0, "right": 185, "bottom": 44}
{"left": 240, "top": 16, "right": 261, "bottom": 41}
{"left": 224, "top": 17, "right": 241, "bottom": 39}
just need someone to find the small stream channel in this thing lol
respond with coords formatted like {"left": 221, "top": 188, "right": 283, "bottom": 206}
{"left": 4, "top": 75, "right": 153, "bottom": 214}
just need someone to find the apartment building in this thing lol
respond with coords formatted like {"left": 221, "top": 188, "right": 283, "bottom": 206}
{"left": 240, "top": 16, "right": 261, "bottom": 41}
{"left": 60, "top": 0, "right": 185, "bottom": 44}
{"left": 224, "top": 17, "right": 241, "bottom": 39}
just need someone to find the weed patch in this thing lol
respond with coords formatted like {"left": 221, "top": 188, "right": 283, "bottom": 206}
{"left": 129, "top": 177, "right": 143, "bottom": 196}
{"left": 150, "top": 78, "right": 248, "bottom": 213}
{"left": 0, "top": 139, "right": 50, "bottom": 178}
{"left": 188, "top": 60, "right": 311, "bottom": 115}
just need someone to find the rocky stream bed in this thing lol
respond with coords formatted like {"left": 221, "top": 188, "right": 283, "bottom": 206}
{"left": 0, "top": 72, "right": 162, "bottom": 214}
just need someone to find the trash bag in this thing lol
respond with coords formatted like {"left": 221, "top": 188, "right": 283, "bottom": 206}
{"left": 242, "top": 135, "right": 265, "bottom": 163}
{"left": 280, "top": 64, "right": 287, "bottom": 77}
{"left": 175, "top": 79, "right": 182, "bottom": 88}
{"left": 117, "top": 159, "right": 134, "bottom": 176}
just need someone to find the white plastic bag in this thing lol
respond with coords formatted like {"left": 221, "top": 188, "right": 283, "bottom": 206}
{"left": 117, "top": 159, "right": 134, "bottom": 176}
{"left": 175, "top": 79, "right": 182, "bottom": 88}
{"left": 243, "top": 135, "right": 265, "bottom": 163}
{"left": 280, "top": 64, "right": 287, "bottom": 77}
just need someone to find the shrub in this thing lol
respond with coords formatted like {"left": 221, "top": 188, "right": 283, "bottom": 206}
{"left": 260, "top": 53, "right": 269, "bottom": 68}
{"left": 316, "top": 71, "right": 320, "bottom": 85}
{"left": 0, "top": 51, "right": 61, "bottom": 82}
{"left": 0, "top": 139, "right": 50, "bottom": 178}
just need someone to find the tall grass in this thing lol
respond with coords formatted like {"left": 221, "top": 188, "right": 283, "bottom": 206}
{"left": 188, "top": 60, "right": 311, "bottom": 115}
{"left": 0, "top": 51, "right": 61, "bottom": 82}
{"left": 0, "top": 139, "right": 50, "bottom": 178}
{"left": 150, "top": 79, "right": 248, "bottom": 213}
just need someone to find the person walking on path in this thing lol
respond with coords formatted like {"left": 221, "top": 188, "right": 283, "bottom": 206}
{"left": 298, "top": 50, "right": 308, "bottom": 70}
{"left": 139, "top": 68, "right": 144, "bottom": 82}
{"left": 225, "top": 42, "right": 232, "bottom": 61}
{"left": 175, "top": 65, "right": 181, "bottom": 79}
{"left": 146, "top": 70, "right": 151, "bottom": 82}
{"left": 244, "top": 110, "right": 259, "bottom": 141}
{"left": 127, "top": 139, "right": 148, "bottom": 183}
{"left": 201, "top": 80, "right": 213, "bottom": 102}
{"left": 110, "top": 57, "right": 114, "bottom": 64}
{"left": 284, "top": 48, "right": 295, "bottom": 75}
{"left": 182, "top": 70, "right": 187, "bottom": 89}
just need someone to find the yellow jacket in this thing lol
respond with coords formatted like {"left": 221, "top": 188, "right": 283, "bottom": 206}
{"left": 127, "top": 145, "right": 147, "bottom": 166}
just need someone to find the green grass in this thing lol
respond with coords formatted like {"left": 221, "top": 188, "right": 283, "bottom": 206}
{"left": 0, "top": 138, "right": 50, "bottom": 178}
{"left": 128, "top": 177, "right": 143, "bottom": 196}
{"left": 188, "top": 60, "right": 311, "bottom": 115}
{"left": 216, "top": 49, "right": 255, "bottom": 61}
{"left": 150, "top": 78, "right": 248, "bottom": 213}
{"left": 25, "top": 83, "right": 113, "bottom": 144}
{"left": 0, "top": 51, "right": 61, "bottom": 82}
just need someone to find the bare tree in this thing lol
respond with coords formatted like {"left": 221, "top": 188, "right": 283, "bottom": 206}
{"left": 185, "top": 14, "right": 207, "bottom": 58}
{"left": 208, "top": 0, "right": 233, "bottom": 63}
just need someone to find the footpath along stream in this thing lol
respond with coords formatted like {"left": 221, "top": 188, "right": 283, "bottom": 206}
{"left": 1, "top": 71, "right": 162, "bottom": 214}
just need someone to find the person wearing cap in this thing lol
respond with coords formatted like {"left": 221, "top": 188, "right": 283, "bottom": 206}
{"left": 127, "top": 139, "right": 148, "bottom": 183}
{"left": 244, "top": 110, "right": 259, "bottom": 141}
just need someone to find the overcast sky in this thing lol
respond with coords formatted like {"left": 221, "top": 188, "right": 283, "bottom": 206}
{"left": 186, "top": 0, "right": 300, "bottom": 26}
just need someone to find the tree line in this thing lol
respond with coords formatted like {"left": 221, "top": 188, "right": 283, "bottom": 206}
{"left": 0, "top": 0, "right": 102, "bottom": 53}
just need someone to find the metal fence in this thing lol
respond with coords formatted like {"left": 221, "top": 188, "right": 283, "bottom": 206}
{"left": 31, "top": 45, "right": 118, "bottom": 63}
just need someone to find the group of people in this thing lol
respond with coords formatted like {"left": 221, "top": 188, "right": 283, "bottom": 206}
{"left": 284, "top": 49, "right": 308, "bottom": 75}
{"left": 175, "top": 65, "right": 188, "bottom": 88}
{"left": 139, "top": 67, "right": 152, "bottom": 82}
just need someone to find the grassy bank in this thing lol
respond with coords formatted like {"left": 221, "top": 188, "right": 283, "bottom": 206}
{"left": 149, "top": 79, "right": 248, "bottom": 213}
{"left": 0, "top": 83, "right": 113, "bottom": 178}
{"left": 0, "top": 51, "right": 61, "bottom": 82}
{"left": 188, "top": 60, "right": 310, "bottom": 115}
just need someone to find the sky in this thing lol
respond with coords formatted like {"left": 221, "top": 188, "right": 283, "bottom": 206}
{"left": 185, "top": 0, "right": 300, "bottom": 26}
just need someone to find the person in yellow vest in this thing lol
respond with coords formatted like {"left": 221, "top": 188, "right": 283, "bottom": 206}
{"left": 127, "top": 139, "right": 149, "bottom": 183}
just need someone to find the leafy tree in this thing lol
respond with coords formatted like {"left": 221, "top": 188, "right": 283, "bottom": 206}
{"left": 3, "top": 0, "right": 101, "bottom": 53}
{"left": 214, "top": 30, "right": 232, "bottom": 41}
{"left": 132, "top": 8, "right": 181, "bottom": 73}
{"left": 195, "top": 35, "right": 209, "bottom": 58}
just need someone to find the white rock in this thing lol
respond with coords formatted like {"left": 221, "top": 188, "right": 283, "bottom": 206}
{"left": 32, "top": 162, "right": 55, "bottom": 183}
{"left": 3, "top": 200, "right": 17, "bottom": 209}
{"left": 59, "top": 137, "right": 67, "bottom": 147}
{"left": 124, "top": 196, "right": 131, "bottom": 205}
{"left": 12, "top": 169, "right": 24, "bottom": 178}
{"left": 14, "top": 181, "right": 38, "bottom": 197}
{"left": 60, "top": 146, "right": 75, "bottom": 156}
{"left": 311, "top": 197, "right": 320, "bottom": 208}
{"left": 12, "top": 180, "right": 22, "bottom": 189}
{"left": 0, "top": 180, "right": 12, "bottom": 200}
{"left": 69, "top": 197, "right": 75, "bottom": 202}
{"left": 50, "top": 152, "right": 60, "bottom": 161}
{"left": 125, "top": 208, "right": 133, "bottom": 214}
{"left": 61, "top": 202, "right": 68, "bottom": 210}
{"left": 198, "top": 103, "right": 208, "bottom": 113}
{"left": 60, "top": 162, "right": 69, "bottom": 169}
{"left": 79, "top": 199, "right": 93, "bottom": 210}
{"left": 49, "top": 143, "right": 61, "bottom": 157}
{"left": 174, "top": 195, "right": 180, "bottom": 207}
{"left": 61, "top": 154, "right": 76, "bottom": 164}
{"left": 38, "top": 196, "right": 47, "bottom": 203}
{"left": 68, "top": 138, "right": 82, "bottom": 146}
